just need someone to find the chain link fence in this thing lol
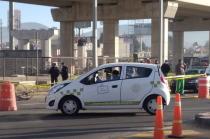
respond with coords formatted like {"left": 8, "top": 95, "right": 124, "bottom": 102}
{"left": 0, "top": 56, "right": 157, "bottom": 100}
{"left": 0, "top": 56, "right": 141, "bottom": 82}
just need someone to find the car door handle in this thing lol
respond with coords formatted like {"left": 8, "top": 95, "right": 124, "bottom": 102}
{"left": 112, "top": 85, "right": 118, "bottom": 88}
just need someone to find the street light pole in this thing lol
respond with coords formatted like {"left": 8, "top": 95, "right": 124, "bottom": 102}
{"left": 35, "top": 31, "right": 39, "bottom": 83}
{"left": 9, "top": 1, "right": 14, "bottom": 50}
{"left": 159, "top": 0, "right": 164, "bottom": 65}
{"left": 0, "top": 19, "right": 2, "bottom": 50}
{"left": 92, "top": 0, "right": 98, "bottom": 68}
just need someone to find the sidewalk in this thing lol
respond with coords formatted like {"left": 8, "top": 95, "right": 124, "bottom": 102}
{"left": 119, "top": 121, "right": 210, "bottom": 139}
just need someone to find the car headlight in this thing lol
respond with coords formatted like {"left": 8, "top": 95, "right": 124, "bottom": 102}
{"left": 49, "top": 83, "right": 69, "bottom": 95}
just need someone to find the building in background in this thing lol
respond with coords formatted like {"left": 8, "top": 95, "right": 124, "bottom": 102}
{"left": 13, "top": 9, "right": 21, "bottom": 30}
{"left": 8, "top": 9, "right": 21, "bottom": 30}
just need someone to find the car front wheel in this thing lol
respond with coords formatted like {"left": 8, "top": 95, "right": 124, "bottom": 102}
{"left": 60, "top": 98, "right": 80, "bottom": 116}
{"left": 143, "top": 95, "right": 165, "bottom": 115}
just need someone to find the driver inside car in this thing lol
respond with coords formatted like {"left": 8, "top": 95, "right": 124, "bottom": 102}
{"left": 111, "top": 70, "right": 120, "bottom": 80}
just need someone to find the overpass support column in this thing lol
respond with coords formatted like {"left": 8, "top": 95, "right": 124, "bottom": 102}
{"left": 173, "top": 31, "right": 184, "bottom": 70}
{"left": 60, "top": 21, "right": 75, "bottom": 75}
{"left": 18, "top": 39, "right": 30, "bottom": 50}
{"left": 151, "top": 18, "right": 169, "bottom": 64}
{"left": 103, "top": 20, "right": 119, "bottom": 63}
{"left": 40, "top": 39, "right": 52, "bottom": 70}
{"left": 78, "top": 46, "right": 87, "bottom": 70}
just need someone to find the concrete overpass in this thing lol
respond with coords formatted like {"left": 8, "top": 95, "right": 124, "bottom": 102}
{"left": 2, "top": 0, "right": 210, "bottom": 67}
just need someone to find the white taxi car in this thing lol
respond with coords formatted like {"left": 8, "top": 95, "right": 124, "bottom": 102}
{"left": 46, "top": 63, "right": 170, "bottom": 115}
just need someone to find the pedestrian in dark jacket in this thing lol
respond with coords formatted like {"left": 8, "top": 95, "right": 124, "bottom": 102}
{"left": 49, "top": 63, "right": 60, "bottom": 86}
{"left": 60, "top": 62, "right": 69, "bottom": 81}
{"left": 161, "top": 60, "right": 171, "bottom": 76}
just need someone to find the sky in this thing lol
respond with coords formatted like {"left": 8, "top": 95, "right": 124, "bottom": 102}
{"left": 0, "top": 1, "right": 209, "bottom": 47}
{"left": 0, "top": 1, "right": 59, "bottom": 27}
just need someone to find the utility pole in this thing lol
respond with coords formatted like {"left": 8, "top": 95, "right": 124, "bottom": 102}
{"left": 159, "top": 0, "right": 164, "bottom": 65}
{"left": 92, "top": 0, "right": 98, "bottom": 68}
{"left": 35, "top": 31, "right": 39, "bottom": 82}
{"left": 9, "top": 1, "right": 14, "bottom": 50}
{"left": 0, "top": 19, "right": 2, "bottom": 50}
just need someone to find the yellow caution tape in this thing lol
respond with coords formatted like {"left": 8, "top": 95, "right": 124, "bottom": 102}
{"left": 166, "top": 74, "right": 207, "bottom": 80}
{"left": 3, "top": 74, "right": 208, "bottom": 94}
{"left": 15, "top": 83, "right": 51, "bottom": 90}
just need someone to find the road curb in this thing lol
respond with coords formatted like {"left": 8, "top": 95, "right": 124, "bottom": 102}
{"left": 120, "top": 129, "right": 209, "bottom": 139}
{"left": 195, "top": 112, "right": 210, "bottom": 128}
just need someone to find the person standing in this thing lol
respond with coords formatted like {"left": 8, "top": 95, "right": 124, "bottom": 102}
{"left": 175, "top": 59, "right": 186, "bottom": 95}
{"left": 153, "top": 59, "right": 159, "bottom": 64}
{"left": 60, "top": 62, "right": 69, "bottom": 81}
{"left": 161, "top": 60, "right": 171, "bottom": 76}
{"left": 49, "top": 63, "right": 60, "bottom": 86}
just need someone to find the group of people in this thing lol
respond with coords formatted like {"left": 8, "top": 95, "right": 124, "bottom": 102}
{"left": 49, "top": 62, "right": 69, "bottom": 86}
{"left": 161, "top": 59, "right": 187, "bottom": 95}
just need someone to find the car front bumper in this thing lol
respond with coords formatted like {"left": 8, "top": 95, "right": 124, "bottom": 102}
{"left": 45, "top": 94, "right": 59, "bottom": 110}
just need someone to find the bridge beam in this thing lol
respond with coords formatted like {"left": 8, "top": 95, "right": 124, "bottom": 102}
{"left": 51, "top": 1, "right": 178, "bottom": 22}
{"left": 170, "top": 18, "right": 210, "bottom": 31}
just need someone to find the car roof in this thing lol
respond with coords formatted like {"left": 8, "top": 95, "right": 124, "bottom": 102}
{"left": 190, "top": 66, "right": 207, "bottom": 70}
{"left": 187, "top": 69, "right": 204, "bottom": 71}
{"left": 98, "top": 62, "right": 158, "bottom": 69}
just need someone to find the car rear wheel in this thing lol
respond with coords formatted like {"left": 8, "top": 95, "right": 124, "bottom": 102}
{"left": 60, "top": 98, "right": 80, "bottom": 116}
{"left": 143, "top": 95, "right": 165, "bottom": 115}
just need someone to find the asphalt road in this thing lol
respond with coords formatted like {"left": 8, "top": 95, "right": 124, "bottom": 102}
{"left": 0, "top": 95, "right": 209, "bottom": 139}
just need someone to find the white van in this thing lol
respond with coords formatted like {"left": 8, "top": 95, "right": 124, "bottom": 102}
{"left": 45, "top": 63, "right": 170, "bottom": 116}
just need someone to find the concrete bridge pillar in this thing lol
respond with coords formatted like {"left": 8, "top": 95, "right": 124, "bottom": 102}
{"left": 103, "top": 20, "right": 119, "bottom": 63}
{"left": 151, "top": 18, "right": 169, "bottom": 64}
{"left": 40, "top": 39, "right": 52, "bottom": 69}
{"left": 173, "top": 31, "right": 184, "bottom": 70}
{"left": 18, "top": 39, "right": 30, "bottom": 50}
{"left": 78, "top": 46, "right": 87, "bottom": 70}
{"left": 40, "top": 39, "right": 52, "bottom": 58}
{"left": 60, "top": 21, "right": 75, "bottom": 75}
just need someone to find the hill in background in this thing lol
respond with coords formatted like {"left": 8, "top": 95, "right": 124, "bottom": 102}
{"left": 2, "top": 22, "right": 49, "bottom": 42}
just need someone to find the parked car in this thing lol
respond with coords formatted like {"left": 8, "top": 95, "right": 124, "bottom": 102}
{"left": 45, "top": 63, "right": 170, "bottom": 116}
{"left": 170, "top": 68, "right": 206, "bottom": 93}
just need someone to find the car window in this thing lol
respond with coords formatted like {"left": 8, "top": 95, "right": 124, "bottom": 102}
{"left": 126, "top": 66, "right": 152, "bottom": 79}
{"left": 81, "top": 66, "right": 122, "bottom": 85}
{"left": 80, "top": 73, "right": 95, "bottom": 85}
{"left": 200, "top": 70, "right": 205, "bottom": 74}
